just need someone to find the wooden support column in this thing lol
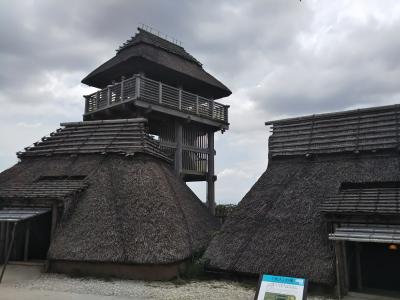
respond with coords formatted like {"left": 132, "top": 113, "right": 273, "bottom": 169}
{"left": 355, "top": 243, "right": 363, "bottom": 291}
{"left": 24, "top": 221, "right": 30, "bottom": 262}
{"left": 4, "top": 222, "right": 9, "bottom": 263}
{"left": 174, "top": 121, "right": 183, "bottom": 176}
{"left": 0, "top": 223, "right": 4, "bottom": 263}
{"left": 335, "top": 241, "right": 344, "bottom": 299}
{"left": 0, "top": 222, "right": 17, "bottom": 284}
{"left": 342, "top": 241, "right": 349, "bottom": 294}
{"left": 207, "top": 130, "right": 216, "bottom": 215}
{"left": 51, "top": 203, "right": 58, "bottom": 240}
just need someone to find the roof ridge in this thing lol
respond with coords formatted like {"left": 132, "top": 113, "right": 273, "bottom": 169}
{"left": 116, "top": 28, "right": 202, "bottom": 66}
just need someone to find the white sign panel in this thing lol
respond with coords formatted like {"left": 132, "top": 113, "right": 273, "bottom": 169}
{"left": 254, "top": 274, "right": 307, "bottom": 300}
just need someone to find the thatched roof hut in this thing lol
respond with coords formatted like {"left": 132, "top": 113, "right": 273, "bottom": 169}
{"left": 203, "top": 104, "right": 400, "bottom": 292}
{"left": 0, "top": 119, "right": 218, "bottom": 280}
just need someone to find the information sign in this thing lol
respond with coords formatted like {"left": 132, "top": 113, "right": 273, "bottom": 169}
{"left": 254, "top": 274, "right": 307, "bottom": 300}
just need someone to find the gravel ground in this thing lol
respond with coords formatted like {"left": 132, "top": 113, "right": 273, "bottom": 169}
{"left": 4, "top": 272, "right": 334, "bottom": 300}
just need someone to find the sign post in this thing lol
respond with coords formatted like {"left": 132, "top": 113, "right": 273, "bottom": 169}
{"left": 254, "top": 274, "right": 308, "bottom": 300}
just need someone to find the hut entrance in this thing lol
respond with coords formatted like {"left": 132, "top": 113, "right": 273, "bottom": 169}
{"left": 330, "top": 224, "right": 400, "bottom": 297}
{"left": 0, "top": 208, "right": 51, "bottom": 271}
{"left": 347, "top": 242, "right": 400, "bottom": 294}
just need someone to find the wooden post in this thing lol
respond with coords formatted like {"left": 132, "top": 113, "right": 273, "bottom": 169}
{"left": 24, "top": 221, "right": 30, "bottom": 262}
{"left": 224, "top": 105, "right": 229, "bottom": 123}
{"left": 342, "top": 241, "right": 349, "bottom": 294}
{"left": 107, "top": 85, "right": 112, "bottom": 105}
{"left": 96, "top": 91, "right": 100, "bottom": 109}
{"left": 196, "top": 96, "right": 199, "bottom": 115}
{"left": 207, "top": 131, "right": 216, "bottom": 215}
{"left": 4, "top": 222, "right": 9, "bottom": 263}
{"left": 0, "top": 222, "right": 17, "bottom": 284}
{"left": 51, "top": 203, "right": 58, "bottom": 240}
{"left": 335, "top": 241, "right": 343, "bottom": 299}
{"left": 174, "top": 121, "right": 183, "bottom": 176}
{"left": 83, "top": 96, "right": 89, "bottom": 113}
{"left": 355, "top": 243, "right": 363, "bottom": 291}
{"left": 0, "top": 223, "right": 4, "bottom": 263}
{"left": 178, "top": 89, "right": 182, "bottom": 110}
{"left": 135, "top": 75, "right": 141, "bottom": 99}
{"left": 120, "top": 76, "right": 125, "bottom": 101}
{"left": 159, "top": 82, "right": 163, "bottom": 104}
{"left": 211, "top": 98, "right": 215, "bottom": 119}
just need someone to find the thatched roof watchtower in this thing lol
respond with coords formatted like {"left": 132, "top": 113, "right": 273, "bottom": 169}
{"left": 82, "top": 27, "right": 232, "bottom": 214}
{"left": 0, "top": 28, "right": 229, "bottom": 280}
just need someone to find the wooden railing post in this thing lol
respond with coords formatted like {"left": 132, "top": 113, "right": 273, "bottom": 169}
{"left": 211, "top": 98, "right": 215, "bottom": 119}
{"left": 159, "top": 82, "right": 163, "bottom": 104}
{"left": 96, "top": 91, "right": 100, "bottom": 109}
{"left": 196, "top": 96, "right": 199, "bottom": 115}
{"left": 135, "top": 75, "right": 141, "bottom": 99}
{"left": 83, "top": 96, "right": 89, "bottom": 113}
{"left": 178, "top": 88, "right": 182, "bottom": 110}
{"left": 107, "top": 85, "right": 112, "bottom": 105}
{"left": 120, "top": 76, "right": 125, "bottom": 101}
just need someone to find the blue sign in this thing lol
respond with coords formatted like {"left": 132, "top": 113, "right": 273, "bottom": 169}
{"left": 254, "top": 274, "right": 308, "bottom": 300}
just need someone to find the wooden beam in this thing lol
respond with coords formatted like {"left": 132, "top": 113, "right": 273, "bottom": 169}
{"left": 24, "top": 221, "right": 30, "bottom": 262}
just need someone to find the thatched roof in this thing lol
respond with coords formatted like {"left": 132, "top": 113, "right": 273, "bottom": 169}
{"left": 320, "top": 185, "right": 400, "bottom": 215}
{"left": 204, "top": 153, "right": 400, "bottom": 285}
{"left": 0, "top": 116, "right": 218, "bottom": 264}
{"left": 0, "top": 179, "right": 87, "bottom": 199}
{"left": 81, "top": 28, "right": 231, "bottom": 99}
{"left": 266, "top": 103, "right": 400, "bottom": 157}
{"left": 0, "top": 153, "right": 219, "bottom": 264}
{"left": 18, "top": 118, "right": 171, "bottom": 163}
{"left": 204, "top": 103, "right": 400, "bottom": 286}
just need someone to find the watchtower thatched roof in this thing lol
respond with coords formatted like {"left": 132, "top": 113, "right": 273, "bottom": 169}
{"left": 0, "top": 118, "right": 218, "bottom": 266}
{"left": 203, "top": 104, "right": 400, "bottom": 287}
{"left": 82, "top": 28, "right": 231, "bottom": 99}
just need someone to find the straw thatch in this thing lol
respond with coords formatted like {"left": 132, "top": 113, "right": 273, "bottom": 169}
{"left": 204, "top": 104, "right": 400, "bottom": 287}
{"left": 0, "top": 153, "right": 218, "bottom": 264}
{"left": 81, "top": 28, "right": 231, "bottom": 99}
{"left": 0, "top": 118, "right": 219, "bottom": 266}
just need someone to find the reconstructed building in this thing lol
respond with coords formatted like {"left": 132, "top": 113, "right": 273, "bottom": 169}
{"left": 0, "top": 27, "right": 230, "bottom": 280}
{"left": 204, "top": 104, "right": 400, "bottom": 297}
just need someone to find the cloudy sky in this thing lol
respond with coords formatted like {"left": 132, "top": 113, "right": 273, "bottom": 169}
{"left": 1, "top": 0, "right": 400, "bottom": 204}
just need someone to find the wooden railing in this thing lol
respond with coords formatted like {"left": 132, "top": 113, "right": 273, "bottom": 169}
{"left": 84, "top": 74, "right": 229, "bottom": 124}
